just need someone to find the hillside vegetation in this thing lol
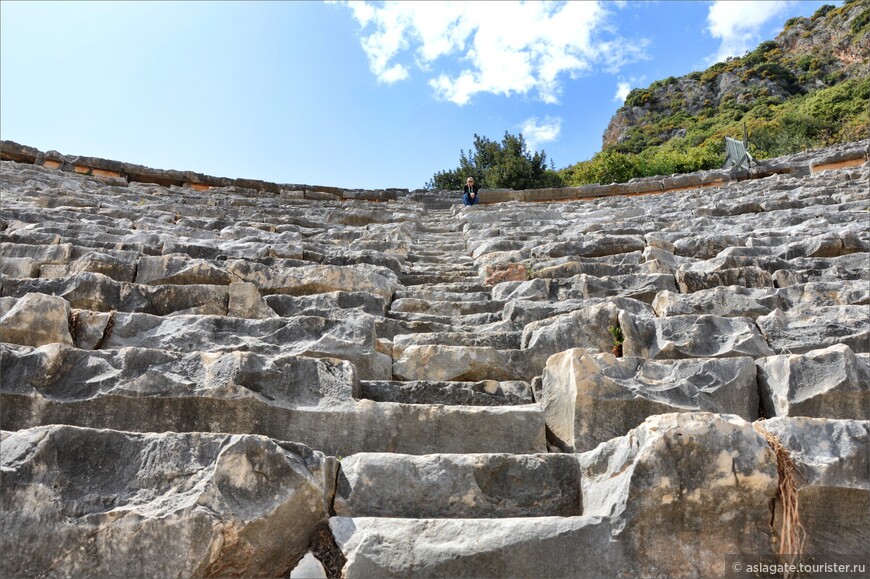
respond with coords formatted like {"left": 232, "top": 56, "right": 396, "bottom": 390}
{"left": 558, "top": 0, "right": 869, "bottom": 186}
{"left": 428, "top": 0, "right": 868, "bottom": 190}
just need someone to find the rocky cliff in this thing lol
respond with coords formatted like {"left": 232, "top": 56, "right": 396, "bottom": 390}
{"left": 1, "top": 139, "right": 868, "bottom": 577}
{"left": 603, "top": 0, "right": 870, "bottom": 151}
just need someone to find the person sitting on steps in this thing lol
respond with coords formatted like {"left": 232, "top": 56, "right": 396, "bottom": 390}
{"left": 462, "top": 177, "right": 480, "bottom": 206}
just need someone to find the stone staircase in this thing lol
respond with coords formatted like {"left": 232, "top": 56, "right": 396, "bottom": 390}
{"left": 1, "top": 144, "right": 868, "bottom": 578}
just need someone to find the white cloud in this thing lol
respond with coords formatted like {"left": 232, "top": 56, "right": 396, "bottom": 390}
{"left": 520, "top": 116, "right": 562, "bottom": 151}
{"left": 380, "top": 64, "right": 409, "bottom": 83}
{"left": 612, "top": 75, "right": 647, "bottom": 104}
{"left": 614, "top": 81, "right": 632, "bottom": 103}
{"left": 340, "top": 1, "right": 648, "bottom": 104}
{"left": 706, "top": 1, "right": 794, "bottom": 63}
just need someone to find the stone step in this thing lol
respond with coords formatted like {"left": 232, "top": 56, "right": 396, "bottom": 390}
{"left": 392, "top": 344, "right": 548, "bottom": 382}
{"left": 401, "top": 263, "right": 478, "bottom": 275}
{"left": 399, "top": 281, "right": 489, "bottom": 293}
{"left": 392, "top": 331, "right": 523, "bottom": 354}
{"left": 374, "top": 316, "right": 457, "bottom": 341}
{"left": 406, "top": 255, "right": 475, "bottom": 267}
{"left": 394, "top": 288, "right": 490, "bottom": 302}
{"left": 265, "top": 291, "right": 387, "bottom": 317}
{"left": 0, "top": 300, "right": 392, "bottom": 379}
{"left": 402, "top": 262, "right": 478, "bottom": 272}
{"left": 398, "top": 272, "right": 480, "bottom": 286}
{"left": 386, "top": 310, "right": 500, "bottom": 328}
{"left": 0, "top": 344, "right": 547, "bottom": 457}
{"left": 0, "top": 231, "right": 160, "bottom": 258}
{"left": 328, "top": 516, "right": 613, "bottom": 578}
{"left": 328, "top": 412, "right": 792, "bottom": 578}
{"left": 359, "top": 379, "right": 532, "bottom": 406}
{"left": 0, "top": 273, "right": 277, "bottom": 318}
{"left": 411, "top": 248, "right": 470, "bottom": 257}
{"left": 333, "top": 453, "right": 581, "bottom": 518}
{"left": 410, "top": 242, "right": 468, "bottom": 252}
{"left": 554, "top": 272, "right": 679, "bottom": 304}
{"left": 390, "top": 297, "right": 505, "bottom": 317}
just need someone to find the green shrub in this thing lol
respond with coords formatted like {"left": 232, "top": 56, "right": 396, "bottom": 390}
{"left": 783, "top": 16, "right": 804, "bottom": 30}
{"left": 812, "top": 4, "right": 836, "bottom": 19}
{"left": 625, "top": 88, "right": 654, "bottom": 108}
{"left": 850, "top": 7, "right": 870, "bottom": 37}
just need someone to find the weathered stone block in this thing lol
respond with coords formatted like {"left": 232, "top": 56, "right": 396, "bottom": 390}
{"left": 756, "top": 306, "right": 870, "bottom": 355}
{"left": 491, "top": 278, "right": 550, "bottom": 301}
{"left": 521, "top": 298, "right": 654, "bottom": 358}
{"left": 330, "top": 516, "right": 616, "bottom": 579}
{"left": 542, "top": 348, "right": 758, "bottom": 451}
{"left": 0, "top": 293, "right": 73, "bottom": 347}
{"left": 227, "top": 261, "right": 398, "bottom": 301}
{"left": 0, "top": 426, "right": 335, "bottom": 579}
{"left": 653, "top": 286, "right": 786, "bottom": 319}
{"left": 0, "top": 257, "right": 40, "bottom": 278}
{"left": 761, "top": 417, "right": 870, "bottom": 555}
{"left": 359, "top": 379, "right": 531, "bottom": 406}
{"left": 577, "top": 413, "right": 778, "bottom": 578}
{"left": 531, "top": 234, "right": 646, "bottom": 259}
{"left": 676, "top": 266, "right": 774, "bottom": 292}
{"left": 135, "top": 254, "right": 233, "bottom": 285}
{"left": 756, "top": 344, "right": 870, "bottom": 419}
{"left": 620, "top": 312, "right": 775, "bottom": 359}
{"left": 392, "top": 345, "right": 544, "bottom": 382}
{"left": 334, "top": 453, "right": 582, "bottom": 518}
{"left": 98, "top": 311, "right": 392, "bottom": 379}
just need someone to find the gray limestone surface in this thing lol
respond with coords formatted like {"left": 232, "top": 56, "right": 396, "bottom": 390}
{"left": 1, "top": 140, "right": 868, "bottom": 578}
{"left": 756, "top": 344, "right": 870, "bottom": 419}
{"left": 761, "top": 417, "right": 869, "bottom": 554}
{"left": 542, "top": 348, "right": 758, "bottom": 451}
{"left": 0, "top": 425, "right": 335, "bottom": 579}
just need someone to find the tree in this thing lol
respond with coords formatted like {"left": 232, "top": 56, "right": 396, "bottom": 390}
{"left": 426, "top": 131, "right": 564, "bottom": 190}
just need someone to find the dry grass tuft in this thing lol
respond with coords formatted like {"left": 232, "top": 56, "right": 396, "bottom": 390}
{"left": 754, "top": 420, "right": 806, "bottom": 572}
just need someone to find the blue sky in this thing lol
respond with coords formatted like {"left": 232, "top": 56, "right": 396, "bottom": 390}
{"left": 1, "top": 1, "right": 835, "bottom": 190}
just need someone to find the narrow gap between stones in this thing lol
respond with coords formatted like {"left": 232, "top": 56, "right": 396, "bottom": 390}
{"left": 307, "top": 523, "right": 345, "bottom": 579}
{"left": 92, "top": 310, "right": 116, "bottom": 350}
{"left": 68, "top": 310, "right": 81, "bottom": 348}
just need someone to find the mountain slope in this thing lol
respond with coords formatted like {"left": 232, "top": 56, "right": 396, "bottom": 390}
{"left": 561, "top": 0, "right": 869, "bottom": 186}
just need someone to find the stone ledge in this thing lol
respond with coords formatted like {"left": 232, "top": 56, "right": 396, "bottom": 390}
{"left": 3, "top": 138, "right": 866, "bottom": 205}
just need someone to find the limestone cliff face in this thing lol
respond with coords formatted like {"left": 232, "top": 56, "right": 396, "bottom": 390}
{"left": 603, "top": 0, "right": 870, "bottom": 149}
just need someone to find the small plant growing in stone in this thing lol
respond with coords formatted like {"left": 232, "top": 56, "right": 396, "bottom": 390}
{"left": 523, "top": 262, "right": 539, "bottom": 280}
{"left": 608, "top": 324, "right": 624, "bottom": 357}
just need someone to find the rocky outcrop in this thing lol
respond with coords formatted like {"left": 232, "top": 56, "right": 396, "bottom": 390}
{"left": 603, "top": 0, "right": 869, "bottom": 149}
{"left": 0, "top": 140, "right": 867, "bottom": 577}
